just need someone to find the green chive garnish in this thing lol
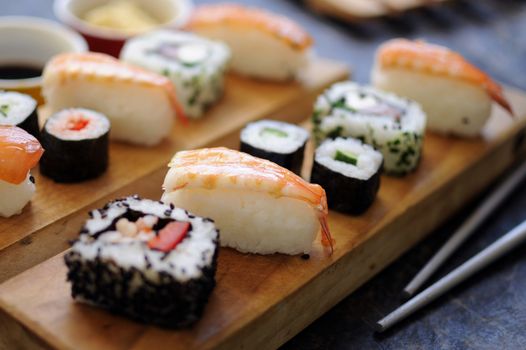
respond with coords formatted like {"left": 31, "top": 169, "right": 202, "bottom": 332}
{"left": 335, "top": 150, "right": 358, "bottom": 166}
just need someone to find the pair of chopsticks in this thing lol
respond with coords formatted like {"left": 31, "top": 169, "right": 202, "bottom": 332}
{"left": 376, "top": 162, "right": 526, "bottom": 332}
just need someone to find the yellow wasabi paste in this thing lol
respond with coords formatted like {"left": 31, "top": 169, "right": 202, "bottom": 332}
{"left": 83, "top": 1, "right": 160, "bottom": 33}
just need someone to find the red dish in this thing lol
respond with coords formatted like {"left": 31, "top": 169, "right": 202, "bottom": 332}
{"left": 53, "top": 0, "right": 193, "bottom": 57}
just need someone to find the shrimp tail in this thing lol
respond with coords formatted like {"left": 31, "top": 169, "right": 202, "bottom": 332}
{"left": 318, "top": 196, "right": 334, "bottom": 255}
{"left": 320, "top": 216, "right": 334, "bottom": 255}
{"left": 486, "top": 82, "right": 514, "bottom": 117}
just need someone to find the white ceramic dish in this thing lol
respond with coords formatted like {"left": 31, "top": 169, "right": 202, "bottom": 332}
{"left": 0, "top": 16, "right": 87, "bottom": 103}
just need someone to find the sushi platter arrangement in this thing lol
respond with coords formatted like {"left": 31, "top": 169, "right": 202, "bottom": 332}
{"left": 0, "top": 6, "right": 347, "bottom": 281}
{"left": 0, "top": 2, "right": 526, "bottom": 350}
{"left": 306, "top": 0, "right": 452, "bottom": 22}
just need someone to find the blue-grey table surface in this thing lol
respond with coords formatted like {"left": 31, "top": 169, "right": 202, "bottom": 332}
{"left": 3, "top": 0, "right": 526, "bottom": 349}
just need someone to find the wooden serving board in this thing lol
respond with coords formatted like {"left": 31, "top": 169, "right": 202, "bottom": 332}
{"left": 0, "top": 87, "right": 525, "bottom": 350}
{"left": 0, "top": 58, "right": 348, "bottom": 283}
{"left": 307, "top": 0, "right": 451, "bottom": 22}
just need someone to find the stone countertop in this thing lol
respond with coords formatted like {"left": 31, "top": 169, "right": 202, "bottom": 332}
{"left": 3, "top": 0, "right": 526, "bottom": 348}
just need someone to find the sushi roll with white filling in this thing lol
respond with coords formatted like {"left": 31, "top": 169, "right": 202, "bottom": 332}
{"left": 40, "top": 108, "right": 110, "bottom": 183}
{"left": 64, "top": 195, "right": 220, "bottom": 328}
{"left": 240, "top": 120, "right": 309, "bottom": 175}
{"left": 121, "top": 31, "right": 231, "bottom": 119}
{"left": 0, "top": 126, "right": 43, "bottom": 217}
{"left": 372, "top": 39, "right": 514, "bottom": 137}
{"left": 311, "top": 138, "right": 383, "bottom": 215}
{"left": 0, "top": 91, "right": 40, "bottom": 139}
{"left": 312, "top": 82, "right": 426, "bottom": 175}
{"left": 186, "top": 4, "right": 313, "bottom": 81}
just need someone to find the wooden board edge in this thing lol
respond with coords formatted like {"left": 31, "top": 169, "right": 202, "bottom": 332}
{"left": 0, "top": 307, "right": 50, "bottom": 350}
{"left": 212, "top": 122, "right": 526, "bottom": 349}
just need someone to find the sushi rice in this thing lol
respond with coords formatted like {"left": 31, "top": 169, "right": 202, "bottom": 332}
{"left": 312, "top": 82, "right": 426, "bottom": 175}
{"left": 241, "top": 120, "right": 309, "bottom": 155}
{"left": 121, "top": 30, "right": 230, "bottom": 119}
{"left": 240, "top": 120, "right": 309, "bottom": 175}
{"left": 0, "top": 174, "right": 35, "bottom": 218}
{"left": 161, "top": 147, "right": 332, "bottom": 256}
{"left": 314, "top": 137, "right": 383, "bottom": 181}
{"left": 0, "top": 126, "right": 43, "bottom": 218}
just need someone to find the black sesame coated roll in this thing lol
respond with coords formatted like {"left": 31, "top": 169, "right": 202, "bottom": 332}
{"left": 311, "top": 137, "right": 383, "bottom": 215}
{"left": 64, "top": 196, "right": 220, "bottom": 328}
{"left": 240, "top": 119, "right": 309, "bottom": 175}
{"left": 40, "top": 108, "right": 110, "bottom": 183}
{"left": 0, "top": 91, "right": 40, "bottom": 139}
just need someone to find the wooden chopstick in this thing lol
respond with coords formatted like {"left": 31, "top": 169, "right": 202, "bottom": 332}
{"left": 403, "top": 162, "right": 526, "bottom": 297}
{"left": 376, "top": 219, "right": 526, "bottom": 332}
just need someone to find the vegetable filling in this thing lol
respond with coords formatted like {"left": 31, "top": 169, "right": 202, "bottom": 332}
{"left": 334, "top": 149, "right": 358, "bottom": 166}
{"left": 260, "top": 127, "right": 288, "bottom": 138}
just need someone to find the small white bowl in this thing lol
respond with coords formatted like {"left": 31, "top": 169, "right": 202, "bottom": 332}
{"left": 54, "top": 0, "right": 194, "bottom": 57}
{"left": 0, "top": 16, "right": 88, "bottom": 104}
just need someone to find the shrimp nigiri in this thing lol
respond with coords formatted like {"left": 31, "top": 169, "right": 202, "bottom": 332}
{"left": 42, "top": 52, "right": 187, "bottom": 146}
{"left": 161, "top": 147, "right": 333, "bottom": 255}
{"left": 372, "top": 39, "right": 513, "bottom": 137}
{"left": 0, "top": 126, "right": 44, "bottom": 217}
{"left": 186, "top": 4, "right": 313, "bottom": 81}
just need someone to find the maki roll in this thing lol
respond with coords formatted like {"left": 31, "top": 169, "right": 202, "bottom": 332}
{"left": 121, "top": 30, "right": 230, "bottom": 119}
{"left": 312, "top": 82, "right": 426, "bottom": 175}
{"left": 311, "top": 138, "right": 383, "bottom": 215}
{"left": 240, "top": 120, "right": 309, "bottom": 175}
{"left": 0, "top": 126, "right": 43, "bottom": 217}
{"left": 64, "top": 196, "right": 220, "bottom": 328}
{"left": 0, "top": 91, "right": 40, "bottom": 139}
{"left": 40, "top": 108, "right": 110, "bottom": 183}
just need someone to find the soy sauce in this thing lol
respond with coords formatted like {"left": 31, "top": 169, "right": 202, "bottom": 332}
{"left": 0, "top": 65, "right": 42, "bottom": 79}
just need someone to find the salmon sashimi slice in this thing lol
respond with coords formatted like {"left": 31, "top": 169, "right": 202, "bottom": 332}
{"left": 0, "top": 126, "right": 44, "bottom": 185}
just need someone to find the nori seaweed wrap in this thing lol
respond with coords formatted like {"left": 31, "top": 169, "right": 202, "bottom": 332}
{"left": 311, "top": 137, "right": 383, "bottom": 215}
{"left": 240, "top": 119, "right": 309, "bottom": 175}
{"left": 40, "top": 108, "right": 110, "bottom": 182}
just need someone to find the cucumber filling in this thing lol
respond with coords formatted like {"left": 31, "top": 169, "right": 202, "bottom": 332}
{"left": 0, "top": 104, "right": 9, "bottom": 117}
{"left": 334, "top": 149, "right": 358, "bottom": 166}
{"left": 260, "top": 127, "right": 288, "bottom": 138}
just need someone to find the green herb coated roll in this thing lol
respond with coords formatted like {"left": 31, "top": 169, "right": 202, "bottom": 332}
{"left": 311, "top": 137, "right": 383, "bottom": 215}
{"left": 40, "top": 108, "right": 110, "bottom": 183}
{"left": 121, "top": 30, "right": 231, "bottom": 119}
{"left": 240, "top": 120, "right": 309, "bottom": 175}
{"left": 312, "top": 82, "right": 426, "bottom": 175}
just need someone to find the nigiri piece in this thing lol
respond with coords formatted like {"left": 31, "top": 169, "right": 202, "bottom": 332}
{"left": 161, "top": 147, "right": 333, "bottom": 255}
{"left": 186, "top": 4, "right": 313, "bottom": 81}
{"left": 0, "top": 126, "right": 44, "bottom": 217}
{"left": 42, "top": 52, "right": 187, "bottom": 146}
{"left": 372, "top": 39, "right": 513, "bottom": 137}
